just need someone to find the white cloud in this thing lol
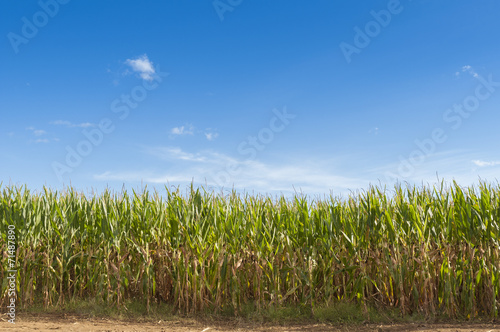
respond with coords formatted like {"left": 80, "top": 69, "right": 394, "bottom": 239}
{"left": 33, "top": 130, "right": 46, "bottom": 136}
{"left": 169, "top": 125, "right": 218, "bottom": 140}
{"left": 145, "top": 146, "right": 207, "bottom": 162}
{"left": 205, "top": 132, "right": 219, "bottom": 141}
{"left": 26, "top": 127, "right": 60, "bottom": 143}
{"left": 170, "top": 125, "right": 194, "bottom": 136}
{"left": 26, "top": 127, "right": 46, "bottom": 136}
{"left": 95, "top": 147, "right": 370, "bottom": 196}
{"left": 369, "top": 150, "right": 500, "bottom": 190}
{"left": 51, "top": 120, "right": 95, "bottom": 128}
{"left": 125, "top": 54, "right": 155, "bottom": 81}
{"left": 94, "top": 171, "right": 194, "bottom": 184}
{"left": 472, "top": 160, "right": 500, "bottom": 167}
{"left": 52, "top": 120, "right": 70, "bottom": 126}
{"left": 461, "top": 65, "right": 479, "bottom": 78}
{"left": 93, "top": 146, "right": 500, "bottom": 197}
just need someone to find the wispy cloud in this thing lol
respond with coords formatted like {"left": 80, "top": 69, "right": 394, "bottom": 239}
{"left": 457, "top": 65, "right": 479, "bottom": 78}
{"left": 204, "top": 131, "right": 219, "bottom": 141}
{"left": 26, "top": 126, "right": 60, "bottom": 143}
{"left": 125, "top": 54, "right": 155, "bottom": 81}
{"left": 94, "top": 171, "right": 194, "bottom": 184}
{"left": 370, "top": 150, "right": 500, "bottom": 188}
{"left": 26, "top": 127, "right": 46, "bottom": 136}
{"left": 472, "top": 159, "right": 500, "bottom": 167}
{"left": 170, "top": 125, "right": 194, "bottom": 136}
{"left": 169, "top": 125, "right": 218, "bottom": 141}
{"left": 33, "top": 130, "right": 46, "bottom": 136}
{"left": 93, "top": 146, "right": 500, "bottom": 196}
{"left": 50, "top": 120, "right": 95, "bottom": 128}
{"left": 95, "top": 147, "right": 370, "bottom": 195}
{"left": 144, "top": 146, "right": 207, "bottom": 162}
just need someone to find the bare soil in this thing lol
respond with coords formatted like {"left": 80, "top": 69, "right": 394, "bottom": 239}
{"left": 1, "top": 314, "right": 500, "bottom": 332}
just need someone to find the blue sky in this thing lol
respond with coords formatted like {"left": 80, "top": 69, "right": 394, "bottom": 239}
{"left": 1, "top": 0, "right": 500, "bottom": 196}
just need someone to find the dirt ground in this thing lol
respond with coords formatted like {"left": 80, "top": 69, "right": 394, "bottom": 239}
{"left": 1, "top": 314, "right": 500, "bottom": 331}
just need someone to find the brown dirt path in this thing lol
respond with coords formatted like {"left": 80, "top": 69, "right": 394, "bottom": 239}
{"left": 1, "top": 314, "right": 500, "bottom": 331}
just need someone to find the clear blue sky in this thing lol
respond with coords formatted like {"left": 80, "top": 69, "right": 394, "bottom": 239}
{"left": 2, "top": 0, "right": 500, "bottom": 196}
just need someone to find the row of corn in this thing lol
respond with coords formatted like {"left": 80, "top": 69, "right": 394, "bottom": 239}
{"left": 1, "top": 182, "right": 499, "bottom": 317}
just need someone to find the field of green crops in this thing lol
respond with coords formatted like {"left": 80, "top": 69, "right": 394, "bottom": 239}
{"left": 1, "top": 182, "right": 500, "bottom": 318}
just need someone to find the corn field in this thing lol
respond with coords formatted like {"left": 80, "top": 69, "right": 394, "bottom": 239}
{"left": 1, "top": 182, "right": 500, "bottom": 318}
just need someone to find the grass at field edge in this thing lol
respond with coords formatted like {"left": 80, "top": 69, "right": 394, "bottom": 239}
{"left": 17, "top": 299, "right": 498, "bottom": 327}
